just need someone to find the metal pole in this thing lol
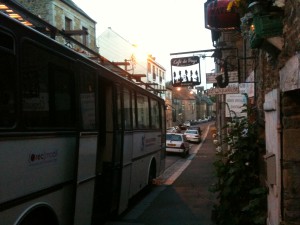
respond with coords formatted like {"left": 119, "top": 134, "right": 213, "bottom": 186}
{"left": 170, "top": 47, "right": 238, "bottom": 56}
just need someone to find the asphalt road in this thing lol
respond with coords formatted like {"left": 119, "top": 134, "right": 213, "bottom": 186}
{"left": 105, "top": 121, "right": 216, "bottom": 225}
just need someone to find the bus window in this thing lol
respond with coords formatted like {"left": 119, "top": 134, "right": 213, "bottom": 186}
{"left": 79, "top": 66, "right": 96, "bottom": 130}
{"left": 0, "top": 32, "right": 16, "bottom": 128}
{"left": 136, "top": 94, "right": 149, "bottom": 129}
{"left": 161, "top": 104, "right": 166, "bottom": 131}
{"left": 116, "top": 86, "right": 122, "bottom": 129}
{"left": 123, "top": 88, "right": 131, "bottom": 130}
{"left": 21, "top": 41, "right": 75, "bottom": 128}
{"left": 132, "top": 92, "right": 137, "bottom": 129}
{"left": 51, "top": 66, "right": 75, "bottom": 126}
{"left": 0, "top": 30, "right": 14, "bottom": 51}
{"left": 150, "top": 99, "right": 160, "bottom": 129}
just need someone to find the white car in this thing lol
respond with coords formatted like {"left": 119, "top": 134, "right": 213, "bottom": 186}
{"left": 184, "top": 129, "right": 201, "bottom": 143}
{"left": 183, "top": 121, "right": 191, "bottom": 127}
{"left": 166, "top": 126, "right": 181, "bottom": 133}
{"left": 166, "top": 133, "right": 190, "bottom": 157}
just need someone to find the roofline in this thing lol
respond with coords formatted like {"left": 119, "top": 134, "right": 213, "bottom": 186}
{"left": 60, "top": 0, "right": 96, "bottom": 23}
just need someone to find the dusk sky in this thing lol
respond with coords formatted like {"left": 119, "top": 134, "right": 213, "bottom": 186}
{"left": 73, "top": 0, "right": 215, "bottom": 86}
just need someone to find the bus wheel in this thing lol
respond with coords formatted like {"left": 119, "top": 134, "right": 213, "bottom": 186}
{"left": 18, "top": 206, "right": 59, "bottom": 225}
{"left": 147, "top": 161, "right": 156, "bottom": 190}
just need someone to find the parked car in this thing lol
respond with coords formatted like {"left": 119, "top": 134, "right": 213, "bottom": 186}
{"left": 183, "top": 121, "right": 191, "bottom": 127}
{"left": 166, "top": 126, "right": 181, "bottom": 133}
{"left": 178, "top": 124, "right": 187, "bottom": 130}
{"left": 188, "top": 126, "right": 202, "bottom": 135}
{"left": 167, "top": 127, "right": 176, "bottom": 133}
{"left": 184, "top": 129, "right": 202, "bottom": 143}
{"left": 166, "top": 133, "right": 190, "bottom": 157}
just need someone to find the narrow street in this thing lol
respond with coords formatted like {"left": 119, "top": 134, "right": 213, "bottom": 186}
{"left": 106, "top": 122, "right": 216, "bottom": 225}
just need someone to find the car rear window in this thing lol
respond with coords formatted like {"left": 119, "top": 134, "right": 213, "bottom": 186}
{"left": 166, "top": 134, "right": 182, "bottom": 141}
{"left": 186, "top": 130, "right": 198, "bottom": 134}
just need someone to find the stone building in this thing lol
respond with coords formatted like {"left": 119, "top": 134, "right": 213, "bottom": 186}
{"left": 205, "top": 0, "right": 300, "bottom": 224}
{"left": 165, "top": 83, "right": 174, "bottom": 128}
{"left": 97, "top": 27, "right": 166, "bottom": 98}
{"left": 195, "top": 86, "right": 214, "bottom": 120}
{"left": 172, "top": 87, "right": 197, "bottom": 124}
{"left": 14, "top": 0, "right": 98, "bottom": 53}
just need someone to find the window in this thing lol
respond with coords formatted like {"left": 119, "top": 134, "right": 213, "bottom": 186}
{"left": 159, "top": 70, "right": 162, "bottom": 83}
{"left": 166, "top": 134, "right": 182, "bottom": 141}
{"left": 150, "top": 99, "right": 159, "bottom": 129}
{"left": 65, "top": 17, "right": 72, "bottom": 31}
{"left": 21, "top": 41, "right": 75, "bottom": 128}
{"left": 161, "top": 104, "right": 165, "bottom": 130}
{"left": 152, "top": 65, "right": 156, "bottom": 80}
{"left": 136, "top": 94, "right": 149, "bottom": 129}
{"left": 0, "top": 32, "right": 15, "bottom": 128}
{"left": 79, "top": 66, "right": 96, "bottom": 130}
{"left": 132, "top": 92, "right": 137, "bottom": 129}
{"left": 124, "top": 88, "right": 132, "bottom": 130}
{"left": 82, "top": 26, "right": 88, "bottom": 46}
{"left": 116, "top": 86, "right": 122, "bottom": 129}
{"left": 147, "top": 62, "right": 151, "bottom": 73}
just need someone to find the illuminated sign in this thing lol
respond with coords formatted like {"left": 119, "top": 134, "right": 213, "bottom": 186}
{"left": 171, "top": 56, "right": 201, "bottom": 87}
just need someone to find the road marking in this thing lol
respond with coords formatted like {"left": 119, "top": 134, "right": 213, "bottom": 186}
{"left": 163, "top": 124, "right": 211, "bottom": 185}
{"left": 117, "top": 124, "right": 213, "bottom": 222}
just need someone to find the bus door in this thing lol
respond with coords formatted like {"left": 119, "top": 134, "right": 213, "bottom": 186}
{"left": 92, "top": 82, "right": 123, "bottom": 223}
{"left": 74, "top": 64, "right": 98, "bottom": 225}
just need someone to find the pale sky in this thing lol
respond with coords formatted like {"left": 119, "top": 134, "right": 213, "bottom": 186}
{"left": 72, "top": 0, "right": 215, "bottom": 87}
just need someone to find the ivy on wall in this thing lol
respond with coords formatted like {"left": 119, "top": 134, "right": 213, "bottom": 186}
{"left": 210, "top": 95, "right": 267, "bottom": 225}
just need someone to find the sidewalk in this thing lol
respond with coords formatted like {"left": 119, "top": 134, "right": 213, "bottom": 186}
{"left": 107, "top": 123, "right": 217, "bottom": 225}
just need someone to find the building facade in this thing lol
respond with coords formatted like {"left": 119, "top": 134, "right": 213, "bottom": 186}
{"left": 172, "top": 87, "right": 197, "bottom": 125}
{"left": 165, "top": 84, "right": 174, "bottom": 128}
{"left": 97, "top": 27, "right": 166, "bottom": 98}
{"left": 14, "top": 0, "right": 98, "bottom": 53}
{"left": 205, "top": 1, "right": 300, "bottom": 224}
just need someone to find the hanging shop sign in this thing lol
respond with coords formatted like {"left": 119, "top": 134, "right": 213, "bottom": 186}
{"left": 226, "top": 94, "right": 247, "bottom": 118}
{"left": 206, "top": 71, "right": 238, "bottom": 83}
{"left": 171, "top": 56, "right": 201, "bottom": 87}
{"left": 207, "top": 84, "right": 239, "bottom": 95}
{"left": 204, "top": 0, "right": 240, "bottom": 31}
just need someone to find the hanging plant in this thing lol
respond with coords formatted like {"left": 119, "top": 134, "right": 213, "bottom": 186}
{"left": 240, "top": 12, "right": 254, "bottom": 38}
{"left": 227, "top": 0, "right": 242, "bottom": 11}
{"left": 227, "top": 0, "right": 249, "bottom": 15}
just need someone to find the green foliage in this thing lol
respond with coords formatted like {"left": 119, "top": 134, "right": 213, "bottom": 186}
{"left": 211, "top": 97, "right": 267, "bottom": 225}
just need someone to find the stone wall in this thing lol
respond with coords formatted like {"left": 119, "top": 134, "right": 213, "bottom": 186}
{"left": 278, "top": 0, "right": 300, "bottom": 225}
{"left": 15, "top": 0, "right": 97, "bottom": 52}
{"left": 253, "top": 1, "right": 300, "bottom": 224}
{"left": 16, "top": 0, "right": 52, "bottom": 22}
{"left": 280, "top": 1, "right": 300, "bottom": 60}
{"left": 281, "top": 91, "right": 300, "bottom": 225}
{"left": 280, "top": 2, "right": 300, "bottom": 224}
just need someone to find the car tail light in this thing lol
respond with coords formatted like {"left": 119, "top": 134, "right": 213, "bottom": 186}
{"left": 180, "top": 143, "right": 185, "bottom": 149}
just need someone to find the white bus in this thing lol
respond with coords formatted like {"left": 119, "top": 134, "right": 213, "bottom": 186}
{"left": 0, "top": 8, "right": 166, "bottom": 225}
